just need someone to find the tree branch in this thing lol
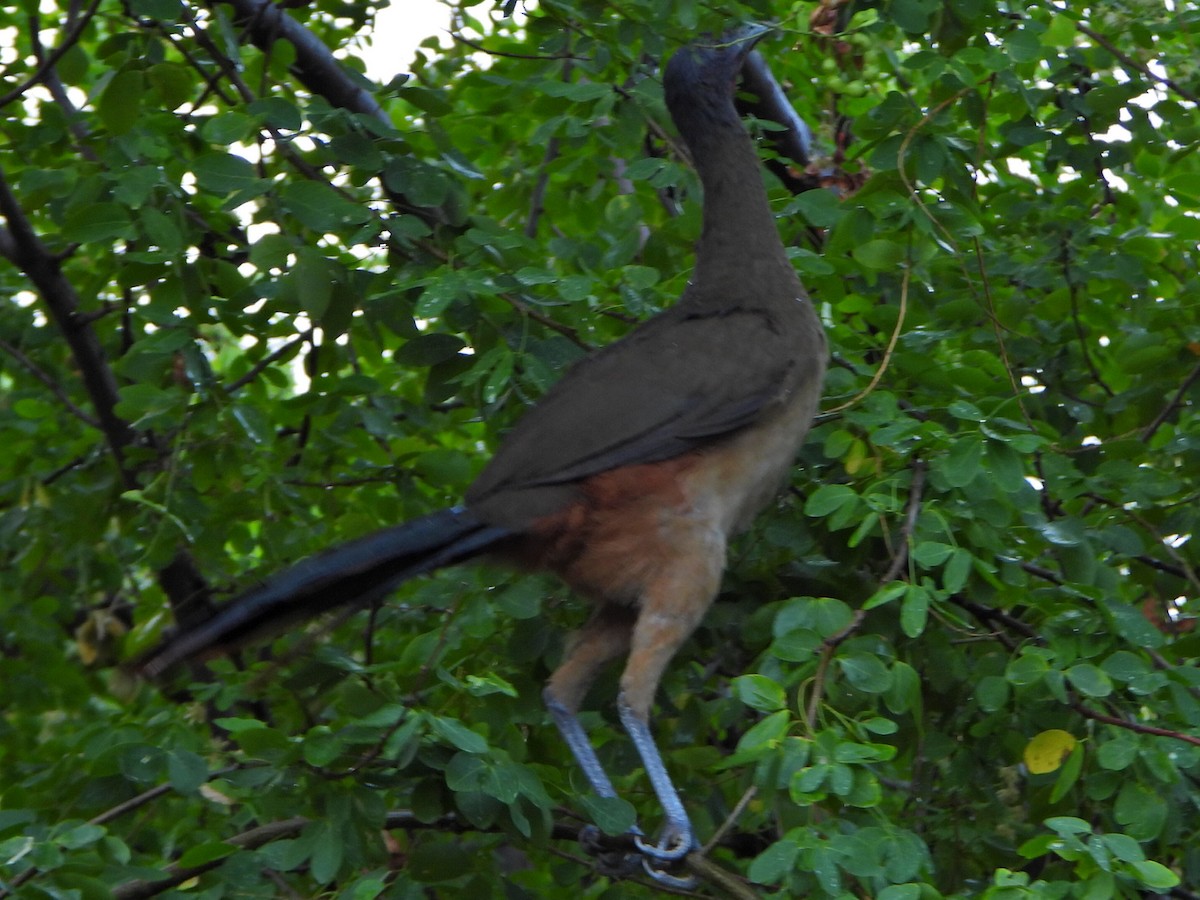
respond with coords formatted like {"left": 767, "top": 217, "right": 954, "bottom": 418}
{"left": 1074, "top": 21, "right": 1199, "bottom": 104}
{"left": 0, "top": 336, "right": 100, "bottom": 428}
{"left": 0, "top": 165, "right": 137, "bottom": 481}
{"left": 806, "top": 460, "right": 926, "bottom": 728}
{"left": 213, "top": 0, "right": 448, "bottom": 226}
{"left": 1141, "top": 357, "right": 1200, "bottom": 444}
{"left": 0, "top": 0, "right": 103, "bottom": 110}
{"left": 1071, "top": 700, "right": 1200, "bottom": 748}
{"left": 107, "top": 809, "right": 696, "bottom": 899}
{"left": 217, "top": 0, "right": 387, "bottom": 120}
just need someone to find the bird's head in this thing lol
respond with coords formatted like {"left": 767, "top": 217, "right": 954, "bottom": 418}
{"left": 663, "top": 23, "right": 770, "bottom": 115}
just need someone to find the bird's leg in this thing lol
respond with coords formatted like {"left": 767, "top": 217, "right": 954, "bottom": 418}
{"left": 543, "top": 692, "right": 619, "bottom": 800}
{"left": 543, "top": 604, "right": 640, "bottom": 871}
{"left": 617, "top": 701, "right": 694, "bottom": 860}
{"left": 617, "top": 551, "right": 723, "bottom": 882}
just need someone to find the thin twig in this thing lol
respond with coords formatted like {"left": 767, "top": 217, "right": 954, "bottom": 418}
{"left": 881, "top": 458, "right": 926, "bottom": 583}
{"left": 825, "top": 265, "right": 910, "bottom": 414}
{"left": 0, "top": 0, "right": 103, "bottom": 110}
{"left": 703, "top": 785, "right": 757, "bottom": 854}
{"left": 450, "top": 31, "right": 579, "bottom": 61}
{"left": 226, "top": 333, "right": 308, "bottom": 394}
{"left": 0, "top": 337, "right": 100, "bottom": 427}
{"left": 1060, "top": 237, "right": 1113, "bottom": 396}
{"left": 806, "top": 460, "right": 926, "bottom": 728}
{"left": 526, "top": 134, "right": 562, "bottom": 238}
{"left": 1141, "top": 357, "right": 1200, "bottom": 444}
{"left": 1071, "top": 701, "right": 1200, "bottom": 748}
{"left": 1074, "top": 21, "right": 1199, "bottom": 104}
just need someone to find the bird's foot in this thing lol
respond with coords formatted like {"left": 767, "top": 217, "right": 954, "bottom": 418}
{"left": 634, "top": 821, "right": 698, "bottom": 888}
{"left": 633, "top": 822, "right": 695, "bottom": 861}
{"left": 640, "top": 859, "right": 698, "bottom": 890}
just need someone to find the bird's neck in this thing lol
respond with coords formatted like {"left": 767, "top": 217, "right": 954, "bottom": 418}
{"left": 679, "top": 110, "right": 794, "bottom": 304}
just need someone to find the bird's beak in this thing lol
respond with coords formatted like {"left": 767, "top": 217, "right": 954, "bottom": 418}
{"left": 725, "top": 22, "right": 773, "bottom": 56}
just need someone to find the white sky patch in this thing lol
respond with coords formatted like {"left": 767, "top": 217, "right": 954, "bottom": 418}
{"left": 361, "top": 0, "right": 455, "bottom": 80}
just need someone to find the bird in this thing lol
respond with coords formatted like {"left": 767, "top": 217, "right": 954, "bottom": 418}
{"left": 141, "top": 24, "right": 827, "bottom": 883}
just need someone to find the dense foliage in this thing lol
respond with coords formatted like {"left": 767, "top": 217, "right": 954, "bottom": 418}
{"left": 1, "top": 0, "right": 1198, "bottom": 896}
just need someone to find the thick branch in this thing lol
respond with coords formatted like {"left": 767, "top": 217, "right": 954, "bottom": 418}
{"left": 0, "top": 173, "right": 214, "bottom": 633}
{"left": 212, "top": 0, "right": 449, "bottom": 227}
{"left": 216, "top": 0, "right": 387, "bottom": 121}
{"left": 0, "top": 166, "right": 136, "bottom": 481}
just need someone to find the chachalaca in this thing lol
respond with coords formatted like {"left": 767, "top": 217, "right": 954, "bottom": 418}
{"left": 141, "top": 24, "right": 827, "bottom": 883}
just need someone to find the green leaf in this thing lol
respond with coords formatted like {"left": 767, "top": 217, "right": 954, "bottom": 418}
{"left": 192, "top": 152, "right": 259, "bottom": 196}
{"left": 943, "top": 548, "right": 973, "bottom": 592}
{"left": 1066, "top": 663, "right": 1113, "bottom": 698}
{"left": 838, "top": 651, "right": 893, "bottom": 693}
{"left": 538, "top": 80, "right": 611, "bottom": 101}
{"left": 863, "top": 581, "right": 907, "bottom": 610}
{"left": 428, "top": 715, "right": 488, "bottom": 754}
{"left": 1100, "top": 832, "right": 1144, "bottom": 864}
{"left": 98, "top": 68, "right": 144, "bottom": 134}
{"left": 175, "top": 840, "right": 236, "bottom": 869}
{"left": 281, "top": 181, "right": 372, "bottom": 231}
{"left": 736, "top": 709, "right": 790, "bottom": 752}
{"left": 748, "top": 839, "right": 800, "bottom": 884}
{"left": 146, "top": 61, "right": 192, "bottom": 109}
{"left": 444, "top": 754, "right": 516, "bottom": 802}
{"left": 775, "top": 596, "right": 853, "bottom": 638}
{"left": 394, "top": 333, "right": 466, "bottom": 366}
{"left": 201, "top": 110, "right": 253, "bottom": 144}
{"left": 301, "top": 726, "right": 343, "bottom": 768}
{"left": 805, "top": 483, "right": 860, "bottom": 518}
{"left": 1101, "top": 650, "right": 1150, "bottom": 682}
{"left": 734, "top": 674, "right": 786, "bottom": 712}
{"left": 912, "top": 541, "right": 954, "bottom": 567}
{"left": 54, "top": 823, "right": 105, "bottom": 850}
{"left": 1097, "top": 734, "right": 1138, "bottom": 771}
{"left": 166, "top": 750, "right": 208, "bottom": 794}
{"left": 62, "top": 202, "right": 134, "bottom": 243}
{"left": 309, "top": 821, "right": 343, "bottom": 883}
{"left": 1006, "top": 652, "right": 1049, "bottom": 686}
{"left": 792, "top": 189, "right": 843, "bottom": 227}
{"left": 976, "top": 675, "right": 1009, "bottom": 712}
{"left": 938, "top": 435, "right": 983, "bottom": 488}
{"left": 852, "top": 239, "right": 907, "bottom": 270}
{"left": 576, "top": 794, "right": 637, "bottom": 836}
{"left": 1115, "top": 782, "right": 1167, "bottom": 840}
{"left": 1049, "top": 742, "right": 1084, "bottom": 802}
{"left": 1130, "top": 859, "right": 1180, "bottom": 889}
{"left": 899, "top": 583, "right": 929, "bottom": 637}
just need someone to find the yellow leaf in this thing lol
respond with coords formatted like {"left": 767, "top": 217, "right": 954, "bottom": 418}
{"left": 1024, "top": 729, "right": 1078, "bottom": 774}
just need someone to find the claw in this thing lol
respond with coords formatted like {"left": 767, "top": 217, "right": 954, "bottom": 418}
{"left": 641, "top": 857, "right": 699, "bottom": 890}
{"left": 633, "top": 823, "right": 695, "bottom": 862}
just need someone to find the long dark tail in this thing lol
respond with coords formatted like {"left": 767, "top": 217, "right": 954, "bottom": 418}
{"left": 140, "top": 507, "right": 511, "bottom": 678}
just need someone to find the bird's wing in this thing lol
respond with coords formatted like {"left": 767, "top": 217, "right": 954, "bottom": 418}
{"left": 466, "top": 302, "right": 816, "bottom": 520}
